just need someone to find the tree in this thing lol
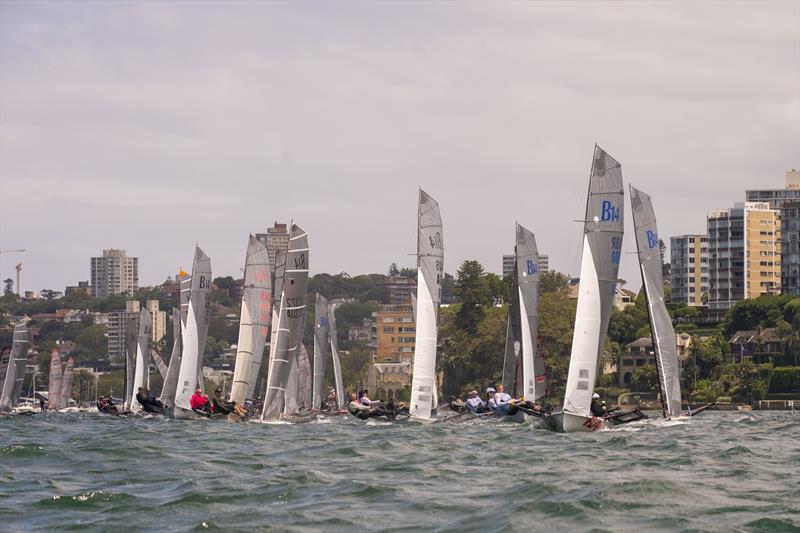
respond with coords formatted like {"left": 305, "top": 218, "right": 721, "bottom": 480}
{"left": 3, "top": 278, "right": 13, "bottom": 295}
{"left": 539, "top": 271, "right": 571, "bottom": 295}
{"left": 388, "top": 263, "right": 400, "bottom": 276}
{"left": 630, "top": 364, "right": 658, "bottom": 392}
{"left": 454, "top": 260, "right": 490, "bottom": 333}
{"left": 40, "top": 289, "right": 63, "bottom": 301}
{"left": 76, "top": 324, "right": 108, "bottom": 357}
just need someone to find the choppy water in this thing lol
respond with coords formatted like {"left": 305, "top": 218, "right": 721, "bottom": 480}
{"left": 0, "top": 411, "right": 798, "bottom": 532}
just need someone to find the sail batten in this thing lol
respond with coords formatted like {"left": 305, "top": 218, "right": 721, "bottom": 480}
{"left": 630, "top": 185, "right": 683, "bottom": 418}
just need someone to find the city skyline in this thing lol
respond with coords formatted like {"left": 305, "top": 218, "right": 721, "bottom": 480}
{"left": 1, "top": 2, "right": 798, "bottom": 294}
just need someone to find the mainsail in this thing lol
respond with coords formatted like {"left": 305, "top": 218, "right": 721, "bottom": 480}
{"left": 130, "top": 308, "right": 152, "bottom": 413}
{"left": 124, "top": 313, "right": 138, "bottom": 409}
{"left": 328, "top": 302, "right": 345, "bottom": 410}
{"left": 0, "top": 324, "right": 28, "bottom": 413}
{"left": 256, "top": 249, "right": 287, "bottom": 399}
{"left": 516, "top": 223, "right": 545, "bottom": 400}
{"left": 174, "top": 246, "right": 212, "bottom": 415}
{"left": 48, "top": 349, "right": 63, "bottom": 410}
{"left": 230, "top": 235, "right": 272, "bottom": 405}
{"left": 312, "top": 293, "right": 330, "bottom": 410}
{"left": 261, "top": 225, "right": 309, "bottom": 421}
{"left": 159, "top": 308, "right": 183, "bottom": 407}
{"left": 630, "top": 185, "right": 682, "bottom": 418}
{"left": 60, "top": 357, "right": 75, "bottom": 409}
{"left": 410, "top": 189, "right": 443, "bottom": 420}
{"left": 502, "top": 253, "right": 521, "bottom": 395}
{"left": 297, "top": 343, "right": 312, "bottom": 410}
{"left": 563, "top": 146, "right": 624, "bottom": 418}
{"left": 151, "top": 348, "right": 168, "bottom": 379}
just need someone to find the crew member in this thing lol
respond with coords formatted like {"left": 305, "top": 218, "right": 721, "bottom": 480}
{"left": 590, "top": 393, "right": 607, "bottom": 417}
{"left": 466, "top": 390, "right": 486, "bottom": 413}
{"left": 211, "top": 388, "right": 233, "bottom": 415}
{"left": 494, "top": 384, "right": 513, "bottom": 415}
{"left": 486, "top": 387, "right": 499, "bottom": 413}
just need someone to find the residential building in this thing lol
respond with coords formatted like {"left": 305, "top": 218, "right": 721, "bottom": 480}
{"left": 367, "top": 303, "right": 416, "bottom": 399}
{"left": 502, "top": 254, "right": 549, "bottom": 277}
{"left": 670, "top": 235, "right": 709, "bottom": 306}
{"left": 614, "top": 287, "right": 637, "bottom": 310}
{"left": 617, "top": 334, "right": 692, "bottom": 386}
{"left": 106, "top": 301, "right": 140, "bottom": 361}
{"left": 145, "top": 300, "right": 167, "bottom": 343}
{"left": 729, "top": 328, "right": 788, "bottom": 365}
{"left": 347, "top": 318, "right": 375, "bottom": 347}
{"left": 707, "top": 202, "right": 780, "bottom": 311}
{"left": 255, "top": 222, "right": 290, "bottom": 273}
{"left": 745, "top": 169, "right": 800, "bottom": 210}
{"left": 781, "top": 201, "right": 800, "bottom": 295}
{"left": 381, "top": 276, "right": 416, "bottom": 305}
{"left": 90, "top": 249, "right": 139, "bottom": 298}
{"left": 65, "top": 281, "right": 91, "bottom": 297}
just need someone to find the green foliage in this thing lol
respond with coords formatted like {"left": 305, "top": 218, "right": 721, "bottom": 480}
{"left": 539, "top": 271, "right": 571, "bottom": 295}
{"left": 769, "top": 367, "right": 800, "bottom": 393}
{"left": 340, "top": 344, "right": 372, "bottom": 392}
{"left": 690, "top": 379, "right": 724, "bottom": 403}
{"left": 608, "top": 304, "right": 649, "bottom": 346}
{"left": 721, "top": 294, "right": 796, "bottom": 336}
{"left": 3, "top": 278, "right": 13, "bottom": 295}
{"left": 724, "top": 360, "right": 771, "bottom": 402}
{"left": 630, "top": 364, "right": 658, "bottom": 392}
{"left": 75, "top": 324, "right": 108, "bottom": 358}
{"left": 453, "top": 260, "right": 490, "bottom": 333}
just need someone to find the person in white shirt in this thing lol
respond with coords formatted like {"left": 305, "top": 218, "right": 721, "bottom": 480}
{"left": 493, "top": 384, "right": 513, "bottom": 415}
{"left": 465, "top": 390, "right": 486, "bottom": 413}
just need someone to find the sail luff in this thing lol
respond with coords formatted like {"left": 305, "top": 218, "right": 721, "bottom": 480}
{"left": 563, "top": 146, "right": 624, "bottom": 417}
{"left": 48, "top": 349, "right": 62, "bottom": 410}
{"left": 630, "top": 185, "right": 683, "bottom": 418}
{"left": 261, "top": 225, "right": 309, "bottom": 421}
{"left": 0, "top": 324, "right": 28, "bottom": 413}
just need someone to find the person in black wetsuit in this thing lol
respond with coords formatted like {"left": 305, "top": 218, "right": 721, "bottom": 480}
{"left": 590, "top": 393, "right": 607, "bottom": 417}
{"left": 211, "top": 388, "right": 233, "bottom": 415}
{"left": 348, "top": 392, "right": 397, "bottom": 420}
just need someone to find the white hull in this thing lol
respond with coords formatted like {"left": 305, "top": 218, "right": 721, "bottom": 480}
{"left": 547, "top": 410, "right": 612, "bottom": 433}
{"left": 172, "top": 406, "right": 205, "bottom": 420}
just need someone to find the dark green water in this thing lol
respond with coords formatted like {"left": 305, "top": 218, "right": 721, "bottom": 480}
{"left": 1, "top": 411, "right": 798, "bottom": 532}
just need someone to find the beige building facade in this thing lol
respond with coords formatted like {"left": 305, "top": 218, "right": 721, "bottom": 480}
{"left": 367, "top": 303, "right": 416, "bottom": 399}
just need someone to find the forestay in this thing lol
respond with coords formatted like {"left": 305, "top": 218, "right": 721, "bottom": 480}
{"left": 230, "top": 235, "right": 271, "bottom": 405}
{"left": 262, "top": 225, "right": 309, "bottom": 421}
{"left": 0, "top": 324, "right": 28, "bottom": 413}
{"left": 563, "top": 146, "right": 624, "bottom": 418}
{"left": 630, "top": 185, "right": 682, "bottom": 418}
{"left": 410, "top": 189, "right": 443, "bottom": 420}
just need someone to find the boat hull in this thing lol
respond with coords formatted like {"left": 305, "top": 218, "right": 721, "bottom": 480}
{"left": 545, "top": 410, "right": 612, "bottom": 432}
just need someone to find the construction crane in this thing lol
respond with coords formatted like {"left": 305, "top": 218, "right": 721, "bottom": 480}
{"left": 0, "top": 249, "right": 26, "bottom": 296}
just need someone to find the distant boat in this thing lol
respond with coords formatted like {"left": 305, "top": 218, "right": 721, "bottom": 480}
{"left": 312, "top": 294, "right": 346, "bottom": 413}
{"left": 48, "top": 349, "right": 63, "bottom": 410}
{"left": 230, "top": 235, "right": 272, "bottom": 406}
{"left": 159, "top": 305, "right": 184, "bottom": 409}
{"left": 545, "top": 146, "right": 630, "bottom": 432}
{"left": 409, "top": 189, "right": 444, "bottom": 421}
{"left": 261, "top": 225, "right": 309, "bottom": 422}
{"left": 60, "top": 356, "right": 75, "bottom": 410}
{"left": 130, "top": 308, "right": 152, "bottom": 414}
{"left": 0, "top": 324, "right": 28, "bottom": 414}
{"left": 172, "top": 246, "right": 212, "bottom": 419}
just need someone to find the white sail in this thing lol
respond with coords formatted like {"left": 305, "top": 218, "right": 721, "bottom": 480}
{"left": 60, "top": 357, "right": 75, "bottom": 409}
{"left": 130, "top": 308, "right": 152, "bottom": 414}
{"left": 410, "top": 189, "right": 443, "bottom": 420}
{"left": 328, "top": 303, "right": 346, "bottom": 410}
{"left": 312, "top": 293, "right": 330, "bottom": 410}
{"left": 174, "top": 246, "right": 212, "bottom": 415}
{"left": 230, "top": 235, "right": 272, "bottom": 405}
{"left": 0, "top": 324, "right": 28, "bottom": 413}
{"left": 159, "top": 307, "right": 183, "bottom": 407}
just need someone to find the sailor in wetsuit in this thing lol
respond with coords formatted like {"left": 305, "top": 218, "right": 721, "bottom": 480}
{"left": 348, "top": 393, "right": 394, "bottom": 420}
{"left": 590, "top": 393, "right": 607, "bottom": 417}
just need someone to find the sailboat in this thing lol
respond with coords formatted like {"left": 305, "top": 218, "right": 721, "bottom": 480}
{"left": 230, "top": 235, "right": 272, "bottom": 406}
{"left": 409, "top": 189, "right": 444, "bottom": 421}
{"left": 130, "top": 308, "right": 152, "bottom": 414}
{"left": 261, "top": 225, "right": 310, "bottom": 423}
{"left": 496, "top": 224, "right": 546, "bottom": 422}
{"left": 159, "top": 306, "right": 184, "bottom": 409}
{"left": 0, "top": 324, "right": 28, "bottom": 414}
{"left": 59, "top": 356, "right": 75, "bottom": 410}
{"left": 48, "top": 348, "right": 63, "bottom": 410}
{"left": 312, "top": 294, "right": 347, "bottom": 414}
{"left": 172, "top": 246, "right": 212, "bottom": 419}
{"left": 544, "top": 146, "right": 633, "bottom": 432}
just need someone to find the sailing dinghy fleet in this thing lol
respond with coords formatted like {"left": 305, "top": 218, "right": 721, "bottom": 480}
{"left": 2, "top": 145, "right": 711, "bottom": 430}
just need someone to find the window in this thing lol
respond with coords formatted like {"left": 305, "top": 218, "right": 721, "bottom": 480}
{"left": 382, "top": 317, "right": 395, "bottom": 323}
{"left": 383, "top": 327, "right": 394, "bottom": 333}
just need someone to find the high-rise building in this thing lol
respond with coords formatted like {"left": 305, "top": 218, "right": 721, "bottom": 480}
{"left": 745, "top": 170, "right": 800, "bottom": 210}
{"left": 106, "top": 300, "right": 140, "bottom": 361}
{"left": 146, "top": 300, "right": 167, "bottom": 343}
{"left": 670, "top": 235, "right": 709, "bottom": 306}
{"left": 255, "top": 222, "right": 290, "bottom": 273}
{"left": 502, "top": 254, "right": 549, "bottom": 277}
{"left": 707, "top": 202, "right": 780, "bottom": 311}
{"left": 381, "top": 276, "right": 416, "bottom": 305}
{"left": 90, "top": 249, "right": 138, "bottom": 298}
{"left": 780, "top": 201, "right": 800, "bottom": 295}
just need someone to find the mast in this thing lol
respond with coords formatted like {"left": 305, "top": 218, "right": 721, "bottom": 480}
{"left": 630, "top": 185, "right": 682, "bottom": 418}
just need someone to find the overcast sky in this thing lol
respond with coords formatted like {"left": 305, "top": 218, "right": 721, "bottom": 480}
{"left": 1, "top": 1, "right": 798, "bottom": 295}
